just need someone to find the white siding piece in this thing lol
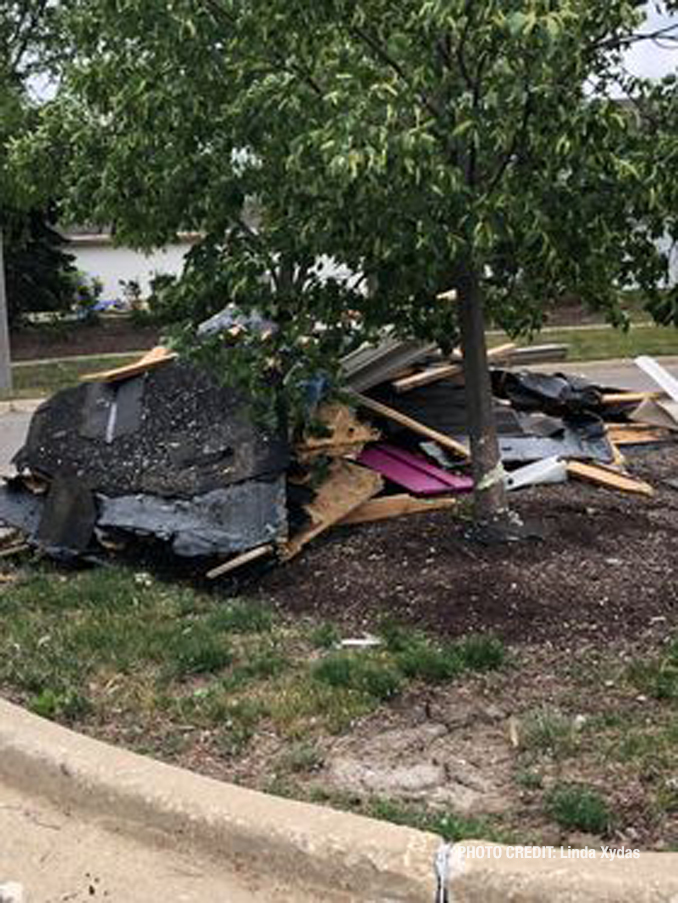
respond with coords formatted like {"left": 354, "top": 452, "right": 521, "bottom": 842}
{"left": 505, "top": 456, "right": 568, "bottom": 491}
{"left": 634, "top": 356, "right": 678, "bottom": 405}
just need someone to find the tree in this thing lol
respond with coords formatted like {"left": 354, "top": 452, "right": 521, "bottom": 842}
{"left": 24, "top": 0, "right": 678, "bottom": 523}
{"left": 1, "top": 1, "right": 75, "bottom": 333}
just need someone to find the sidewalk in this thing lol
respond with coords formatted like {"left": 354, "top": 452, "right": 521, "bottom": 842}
{"left": 0, "top": 778, "right": 285, "bottom": 903}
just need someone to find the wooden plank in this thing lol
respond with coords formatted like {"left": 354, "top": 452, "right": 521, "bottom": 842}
{"left": 602, "top": 391, "right": 662, "bottom": 405}
{"left": 0, "top": 541, "right": 30, "bottom": 558}
{"left": 206, "top": 543, "right": 274, "bottom": 579}
{"left": 566, "top": 461, "right": 654, "bottom": 496}
{"left": 392, "top": 343, "right": 516, "bottom": 393}
{"left": 81, "top": 346, "right": 177, "bottom": 383}
{"left": 351, "top": 392, "right": 470, "bottom": 458}
{"left": 607, "top": 425, "right": 673, "bottom": 446}
{"left": 280, "top": 459, "right": 383, "bottom": 561}
{"left": 339, "top": 494, "right": 458, "bottom": 525}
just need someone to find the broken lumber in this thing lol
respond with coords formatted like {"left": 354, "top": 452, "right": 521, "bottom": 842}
{"left": 81, "top": 345, "right": 177, "bottom": 383}
{"left": 206, "top": 543, "right": 274, "bottom": 579}
{"left": 339, "top": 494, "right": 458, "bottom": 525}
{"left": 279, "top": 459, "right": 383, "bottom": 561}
{"left": 0, "top": 541, "right": 30, "bottom": 558}
{"left": 392, "top": 342, "right": 516, "bottom": 394}
{"left": 351, "top": 392, "right": 470, "bottom": 458}
{"left": 602, "top": 391, "right": 661, "bottom": 406}
{"left": 607, "top": 423, "right": 673, "bottom": 445}
{"left": 566, "top": 461, "right": 654, "bottom": 497}
{"left": 296, "top": 403, "right": 380, "bottom": 461}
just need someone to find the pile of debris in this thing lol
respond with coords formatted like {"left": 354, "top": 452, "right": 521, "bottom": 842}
{"left": 0, "top": 337, "right": 675, "bottom": 577}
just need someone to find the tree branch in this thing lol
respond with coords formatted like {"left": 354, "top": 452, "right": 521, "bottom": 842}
{"left": 348, "top": 24, "right": 445, "bottom": 125}
{"left": 484, "top": 86, "right": 533, "bottom": 197}
{"left": 596, "top": 22, "right": 678, "bottom": 51}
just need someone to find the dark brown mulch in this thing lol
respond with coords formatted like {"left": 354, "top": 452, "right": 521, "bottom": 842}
{"left": 259, "top": 447, "right": 678, "bottom": 647}
{"left": 10, "top": 318, "right": 160, "bottom": 361}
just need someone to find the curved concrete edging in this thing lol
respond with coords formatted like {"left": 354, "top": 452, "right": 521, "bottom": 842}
{"left": 1, "top": 698, "right": 677, "bottom": 902}
{"left": 0, "top": 699, "right": 438, "bottom": 902}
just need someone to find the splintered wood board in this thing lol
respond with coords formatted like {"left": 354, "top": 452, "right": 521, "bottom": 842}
{"left": 566, "top": 461, "right": 654, "bottom": 497}
{"left": 351, "top": 393, "right": 470, "bottom": 458}
{"left": 392, "top": 343, "right": 516, "bottom": 393}
{"left": 81, "top": 346, "right": 177, "bottom": 382}
{"left": 607, "top": 422, "right": 674, "bottom": 444}
{"left": 280, "top": 460, "right": 383, "bottom": 561}
{"left": 206, "top": 543, "right": 274, "bottom": 580}
{"left": 339, "top": 493, "right": 458, "bottom": 525}
{"left": 602, "top": 391, "right": 662, "bottom": 406}
{"left": 296, "top": 403, "right": 380, "bottom": 458}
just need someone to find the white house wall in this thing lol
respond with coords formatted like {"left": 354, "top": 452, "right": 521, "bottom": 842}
{"left": 68, "top": 241, "right": 192, "bottom": 302}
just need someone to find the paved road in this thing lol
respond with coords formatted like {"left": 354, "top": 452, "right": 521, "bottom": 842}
{"left": 0, "top": 778, "right": 314, "bottom": 902}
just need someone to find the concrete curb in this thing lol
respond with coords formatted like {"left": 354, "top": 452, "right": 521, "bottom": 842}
{"left": 449, "top": 842, "right": 678, "bottom": 901}
{"left": 1, "top": 698, "right": 678, "bottom": 901}
{"left": 0, "top": 699, "right": 439, "bottom": 902}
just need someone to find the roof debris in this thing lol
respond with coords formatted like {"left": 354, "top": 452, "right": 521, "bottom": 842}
{"left": 0, "top": 338, "right": 671, "bottom": 575}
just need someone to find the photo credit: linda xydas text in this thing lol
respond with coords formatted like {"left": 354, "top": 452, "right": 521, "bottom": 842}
{"left": 455, "top": 845, "right": 641, "bottom": 861}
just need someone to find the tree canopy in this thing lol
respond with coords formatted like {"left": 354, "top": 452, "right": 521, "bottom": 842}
{"left": 1, "top": 1, "right": 76, "bottom": 325}
{"left": 19, "top": 0, "right": 678, "bottom": 517}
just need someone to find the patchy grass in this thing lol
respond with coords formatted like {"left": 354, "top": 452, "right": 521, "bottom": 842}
{"left": 0, "top": 563, "right": 504, "bottom": 745}
{"left": 521, "top": 707, "right": 580, "bottom": 760}
{"left": 394, "top": 632, "right": 505, "bottom": 684}
{"left": 312, "top": 654, "right": 403, "bottom": 702}
{"left": 2, "top": 561, "right": 676, "bottom": 849}
{"left": 2, "top": 354, "right": 139, "bottom": 399}
{"left": 627, "top": 637, "right": 678, "bottom": 701}
{"left": 544, "top": 783, "right": 613, "bottom": 836}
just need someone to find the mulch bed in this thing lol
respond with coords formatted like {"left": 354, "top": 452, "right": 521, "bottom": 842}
{"left": 260, "top": 446, "right": 678, "bottom": 648}
{"left": 10, "top": 318, "right": 160, "bottom": 361}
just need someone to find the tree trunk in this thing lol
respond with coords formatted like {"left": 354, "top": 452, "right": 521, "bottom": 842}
{"left": 457, "top": 262, "right": 507, "bottom": 523}
{"left": 0, "top": 230, "right": 12, "bottom": 392}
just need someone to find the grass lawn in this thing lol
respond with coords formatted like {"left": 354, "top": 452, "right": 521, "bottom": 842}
{"left": 1, "top": 354, "right": 139, "bottom": 400}
{"left": 521, "top": 323, "right": 678, "bottom": 362}
{"left": 0, "top": 558, "right": 676, "bottom": 848}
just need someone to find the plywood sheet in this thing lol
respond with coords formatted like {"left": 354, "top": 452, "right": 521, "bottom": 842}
{"left": 280, "top": 460, "right": 383, "bottom": 560}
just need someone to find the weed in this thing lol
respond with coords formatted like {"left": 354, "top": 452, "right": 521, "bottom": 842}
{"left": 522, "top": 708, "right": 578, "bottom": 759}
{"left": 277, "top": 742, "right": 324, "bottom": 774}
{"left": 310, "top": 622, "right": 340, "bottom": 649}
{"left": 214, "top": 698, "right": 269, "bottom": 755}
{"left": 544, "top": 783, "right": 612, "bottom": 835}
{"left": 516, "top": 770, "right": 543, "bottom": 790}
{"left": 223, "top": 650, "right": 289, "bottom": 688}
{"left": 164, "top": 627, "right": 233, "bottom": 680}
{"left": 628, "top": 641, "right": 678, "bottom": 700}
{"left": 312, "top": 654, "right": 402, "bottom": 702}
{"left": 207, "top": 600, "right": 273, "bottom": 634}
{"left": 28, "top": 687, "right": 91, "bottom": 723}
{"left": 397, "top": 643, "right": 463, "bottom": 682}
{"left": 457, "top": 634, "right": 505, "bottom": 671}
{"left": 268, "top": 677, "right": 376, "bottom": 736}
{"left": 396, "top": 633, "right": 505, "bottom": 684}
